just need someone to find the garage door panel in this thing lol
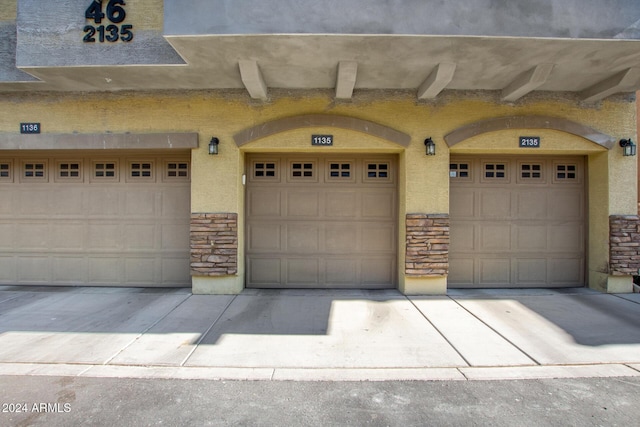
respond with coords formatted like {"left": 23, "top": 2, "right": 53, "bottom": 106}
{"left": 18, "top": 190, "right": 51, "bottom": 215}
{"left": 516, "top": 191, "right": 548, "bottom": 219}
{"left": 448, "top": 258, "right": 474, "bottom": 285}
{"left": 362, "top": 192, "right": 395, "bottom": 218}
{"left": 53, "top": 257, "right": 87, "bottom": 283}
{"left": 479, "top": 224, "right": 511, "bottom": 251}
{"left": 162, "top": 258, "right": 191, "bottom": 284}
{"left": 125, "top": 224, "right": 157, "bottom": 250}
{"left": 0, "top": 190, "right": 13, "bottom": 214}
{"left": 549, "top": 258, "right": 584, "bottom": 285}
{"left": 479, "top": 190, "right": 511, "bottom": 218}
{"left": 286, "top": 191, "right": 321, "bottom": 217}
{"left": 0, "top": 223, "right": 13, "bottom": 249}
{"left": 326, "top": 259, "right": 358, "bottom": 285}
{"left": 248, "top": 224, "right": 282, "bottom": 252}
{"left": 50, "top": 189, "right": 84, "bottom": 214}
{"left": 88, "top": 223, "right": 122, "bottom": 250}
{"left": 125, "top": 191, "right": 157, "bottom": 216}
{"left": 162, "top": 224, "right": 190, "bottom": 250}
{"left": 88, "top": 189, "right": 121, "bottom": 216}
{"left": 325, "top": 225, "right": 357, "bottom": 252}
{"left": 125, "top": 258, "right": 156, "bottom": 284}
{"left": 514, "top": 225, "right": 547, "bottom": 251}
{"left": 450, "top": 223, "right": 475, "bottom": 251}
{"left": 361, "top": 258, "right": 395, "bottom": 286}
{"left": 89, "top": 257, "right": 123, "bottom": 283}
{"left": 18, "top": 257, "right": 51, "bottom": 282}
{"left": 361, "top": 223, "right": 395, "bottom": 253}
{"left": 515, "top": 258, "right": 547, "bottom": 285}
{"left": 17, "top": 223, "right": 50, "bottom": 249}
{"left": 0, "top": 256, "right": 17, "bottom": 282}
{"left": 161, "top": 189, "right": 190, "bottom": 216}
{"left": 286, "top": 224, "right": 320, "bottom": 252}
{"left": 479, "top": 258, "right": 511, "bottom": 285}
{"left": 248, "top": 258, "right": 282, "bottom": 285}
{"left": 549, "top": 224, "right": 584, "bottom": 251}
{"left": 325, "top": 191, "right": 358, "bottom": 218}
{"left": 450, "top": 156, "right": 585, "bottom": 289}
{"left": 549, "top": 191, "right": 583, "bottom": 218}
{"left": 450, "top": 190, "right": 475, "bottom": 218}
{"left": 53, "top": 224, "right": 85, "bottom": 250}
{"left": 248, "top": 189, "right": 281, "bottom": 217}
{"left": 287, "top": 258, "right": 320, "bottom": 285}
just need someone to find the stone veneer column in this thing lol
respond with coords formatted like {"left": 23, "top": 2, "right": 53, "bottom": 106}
{"left": 190, "top": 213, "right": 238, "bottom": 276}
{"left": 405, "top": 213, "right": 449, "bottom": 276}
{"left": 609, "top": 215, "right": 640, "bottom": 275}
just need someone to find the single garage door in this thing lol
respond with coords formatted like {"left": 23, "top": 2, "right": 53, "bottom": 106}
{"left": 246, "top": 154, "right": 397, "bottom": 289}
{"left": 0, "top": 152, "right": 191, "bottom": 287}
{"left": 449, "top": 156, "right": 585, "bottom": 288}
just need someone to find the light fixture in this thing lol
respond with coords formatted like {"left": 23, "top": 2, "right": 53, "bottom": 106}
{"left": 620, "top": 138, "right": 636, "bottom": 157}
{"left": 424, "top": 137, "right": 436, "bottom": 156}
{"left": 209, "top": 137, "right": 220, "bottom": 155}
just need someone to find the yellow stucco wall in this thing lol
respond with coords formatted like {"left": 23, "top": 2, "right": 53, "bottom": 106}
{"left": 0, "top": 90, "right": 636, "bottom": 293}
{"left": 0, "top": 0, "right": 16, "bottom": 21}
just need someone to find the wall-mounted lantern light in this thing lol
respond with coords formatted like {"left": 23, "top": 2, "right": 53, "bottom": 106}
{"left": 209, "top": 137, "right": 220, "bottom": 155}
{"left": 424, "top": 137, "right": 436, "bottom": 156}
{"left": 620, "top": 138, "right": 636, "bottom": 157}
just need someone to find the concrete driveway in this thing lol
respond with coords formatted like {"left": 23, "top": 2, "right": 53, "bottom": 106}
{"left": 0, "top": 286, "right": 638, "bottom": 381}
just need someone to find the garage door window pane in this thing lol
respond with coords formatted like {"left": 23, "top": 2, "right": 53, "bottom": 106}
{"left": 254, "top": 162, "right": 277, "bottom": 178}
{"left": 328, "top": 162, "right": 353, "bottom": 181}
{"left": 93, "top": 162, "right": 118, "bottom": 181}
{"left": 290, "top": 162, "right": 316, "bottom": 181}
{"left": 0, "top": 162, "right": 12, "bottom": 182}
{"left": 129, "top": 161, "right": 154, "bottom": 181}
{"left": 57, "top": 162, "right": 82, "bottom": 181}
{"left": 555, "top": 164, "right": 577, "bottom": 181}
{"left": 519, "top": 163, "right": 543, "bottom": 182}
{"left": 22, "top": 162, "right": 47, "bottom": 181}
{"left": 365, "top": 163, "right": 391, "bottom": 181}
{"left": 450, "top": 163, "right": 470, "bottom": 180}
{"left": 165, "top": 161, "right": 190, "bottom": 180}
{"left": 483, "top": 163, "right": 507, "bottom": 180}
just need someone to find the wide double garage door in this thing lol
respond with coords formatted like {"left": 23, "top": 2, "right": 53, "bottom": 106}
{"left": 246, "top": 154, "right": 398, "bottom": 289}
{"left": 0, "top": 152, "right": 191, "bottom": 287}
{"left": 449, "top": 156, "right": 586, "bottom": 288}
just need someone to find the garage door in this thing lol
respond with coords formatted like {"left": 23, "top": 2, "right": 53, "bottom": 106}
{"left": 246, "top": 154, "right": 397, "bottom": 288}
{"left": 0, "top": 152, "right": 191, "bottom": 287}
{"left": 449, "top": 156, "right": 585, "bottom": 288}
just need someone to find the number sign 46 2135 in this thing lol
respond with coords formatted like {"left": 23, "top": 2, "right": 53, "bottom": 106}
{"left": 83, "top": 0, "right": 133, "bottom": 43}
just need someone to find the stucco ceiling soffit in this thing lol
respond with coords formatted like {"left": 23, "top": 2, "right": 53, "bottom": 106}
{"left": 417, "top": 63, "right": 456, "bottom": 100}
{"left": 580, "top": 68, "right": 640, "bottom": 103}
{"left": 238, "top": 60, "right": 268, "bottom": 100}
{"left": 0, "top": 21, "right": 39, "bottom": 82}
{"left": 501, "top": 64, "right": 554, "bottom": 102}
{"left": 335, "top": 61, "right": 358, "bottom": 99}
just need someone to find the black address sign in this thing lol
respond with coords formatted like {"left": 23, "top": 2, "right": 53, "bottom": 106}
{"left": 311, "top": 135, "right": 333, "bottom": 146}
{"left": 20, "top": 123, "right": 41, "bottom": 134}
{"left": 83, "top": 0, "right": 133, "bottom": 43}
{"left": 519, "top": 136, "right": 541, "bottom": 148}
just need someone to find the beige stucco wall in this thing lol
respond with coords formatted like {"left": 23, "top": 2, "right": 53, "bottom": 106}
{"left": 0, "top": 90, "right": 636, "bottom": 293}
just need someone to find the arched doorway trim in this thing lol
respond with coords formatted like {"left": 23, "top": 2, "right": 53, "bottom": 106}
{"left": 233, "top": 114, "right": 411, "bottom": 147}
{"left": 444, "top": 116, "right": 615, "bottom": 149}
